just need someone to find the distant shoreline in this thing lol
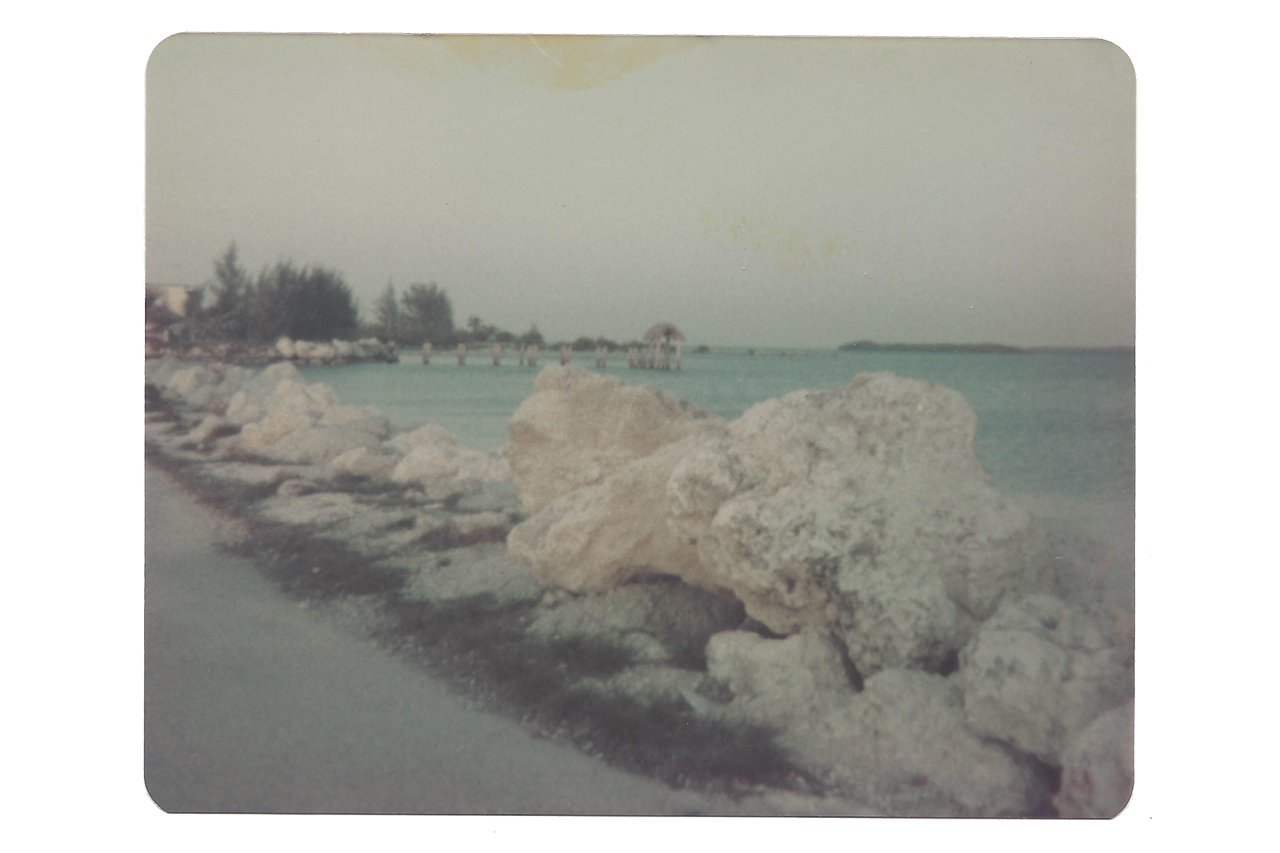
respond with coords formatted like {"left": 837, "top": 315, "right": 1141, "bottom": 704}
{"left": 835, "top": 341, "right": 1134, "bottom": 355}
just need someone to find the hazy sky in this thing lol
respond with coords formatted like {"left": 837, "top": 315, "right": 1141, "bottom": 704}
{"left": 147, "top": 35, "right": 1134, "bottom": 348}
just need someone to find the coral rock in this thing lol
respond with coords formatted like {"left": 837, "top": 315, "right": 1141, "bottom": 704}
{"left": 667, "top": 372, "right": 1049, "bottom": 673}
{"left": 958, "top": 595, "right": 1133, "bottom": 764}
{"left": 507, "top": 366, "right": 724, "bottom": 514}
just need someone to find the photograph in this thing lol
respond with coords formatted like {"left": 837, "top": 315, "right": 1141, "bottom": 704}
{"left": 144, "top": 33, "right": 1135, "bottom": 817}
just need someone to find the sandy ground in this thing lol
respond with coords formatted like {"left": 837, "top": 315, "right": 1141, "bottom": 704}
{"left": 145, "top": 464, "right": 782, "bottom": 815}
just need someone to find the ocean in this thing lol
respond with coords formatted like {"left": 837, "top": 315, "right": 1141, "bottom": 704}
{"left": 297, "top": 348, "right": 1135, "bottom": 506}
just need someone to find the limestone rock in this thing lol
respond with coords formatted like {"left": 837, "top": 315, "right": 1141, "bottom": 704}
{"left": 701, "top": 629, "right": 1040, "bottom": 815}
{"left": 798, "top": 669, "right": 1044, "bottom": 816}
{"left": 224, "top": 362, "right": 303, "bottom": 426}
{"left": 454, "top": 479, "right": 522, "bottom": 514}
{"left": 385, "top": 423, "right": 460, "bottom": 455}
{"left": 507, "top": 365, "right": 724, "bottom": 514}
{"left": 958, "top": 595, "right": 1133, "bottom": 764}
{"left": 325, "top": 446, "right": 401, "bottom": 480}
{"left": 667, "top": 372, "right": 1049, "bottom": 673}
{"left": 705, "top": 630, "right": 853, "bottom": 729}
{"left": 507, "top": 435, "right": 709, "bottom": 592}
{"left": 381, "top": 424, "right": 509, "bottom": 488}
{"left": 530, "top": 580, "right": 745, "bottom": 666}
{"left": 391, "top": 442, "right": 503, "bottom": 487}
{"left": 1053, "top": 699, "right": 1134, "bottom": 818}
{"left": 259, "top": 490, "right": 367, "bottom": 527}
{"left": 231, "top": 377, "right": 389, "bottom": 465}
{"left": 186, "top": 414, "right": 234, "bottom": 445}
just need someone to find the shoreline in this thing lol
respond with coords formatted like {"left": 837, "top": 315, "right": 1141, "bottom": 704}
{"left": 144, "top": 357, "right": 1134, "bottom": 817}
{"left": 143, "top": 397, "right": 855, "bottom": 813}
{"left": 145, "top": 462, "right": 837, "bottom": 815}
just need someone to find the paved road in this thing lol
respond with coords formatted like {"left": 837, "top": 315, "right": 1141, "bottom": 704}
{"left": 144, "top": 465, "right": 734, "bottom": 814}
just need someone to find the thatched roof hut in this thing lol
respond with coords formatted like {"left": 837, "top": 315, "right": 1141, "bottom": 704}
{"left": 643, "top": 322, "right": 686, "bottom": 343}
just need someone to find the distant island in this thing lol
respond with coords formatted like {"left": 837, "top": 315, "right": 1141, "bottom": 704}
{"left": 836, "top": 341, "right": 1134, "bottom": 355}
{"left": 837, "top": 341, "right": 1024, "bottom": 354}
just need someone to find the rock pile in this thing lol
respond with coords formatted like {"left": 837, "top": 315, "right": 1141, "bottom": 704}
{"left": 146, "top": 336, "right": 400, "bottom": 366}
{"left": 145, "top": 356, "right": 510, "bottom": 490}
{"left": 146, "top": 359, "right": 1133, "bottom": 817}
{"left": 505, "top": 366, "right": 1134, "bottom": 816}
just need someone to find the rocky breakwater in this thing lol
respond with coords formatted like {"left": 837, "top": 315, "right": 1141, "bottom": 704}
{"left": 145, "top": 356, "right": 525, "bottom": 599}
{"left": 505, "top": 367, "right": 1135, "bottom": 816}
{"left": 149, "top": 335, "right": 399, "bottom": 366}
{"left": 144, "top": 359, "right": 828, "bottom": 811}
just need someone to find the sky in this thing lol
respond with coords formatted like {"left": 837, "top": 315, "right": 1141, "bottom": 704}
{"left": 146, "top": 35, "right": 1134, "bottom": 349}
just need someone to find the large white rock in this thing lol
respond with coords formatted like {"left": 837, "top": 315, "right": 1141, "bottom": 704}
{"left": 507, "top": 366, "right": 724, "bottom": 514}
{"left": 667, "top": 372, "right": 1049, "bottom": 673}
{"left": 156, "top": 363, "right": 257, "bottom": 411}
{"left": 383, "top": 423, "right": 511, "bottom": 485}
{"left": 1053, "top": 698, "right": 1134, "bottom": 818}
{"left": 232, "top": 377, "right": 389, "bottom": 465}
{"left": 507, "top": 435, "right": 709, "bottom": 591}
{"left": 225, "top": 361, "right": 303, "bottom": 426}
{"left": 958, "top": 595, "right": 1133, "bottom": 765}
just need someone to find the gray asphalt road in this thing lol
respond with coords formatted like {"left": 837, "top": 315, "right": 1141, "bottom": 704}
{"left": 144, "top": 465, "right": 732, "bottom": 815}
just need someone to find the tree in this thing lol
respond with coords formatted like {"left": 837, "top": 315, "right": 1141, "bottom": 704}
{"left": 208, "top": 242, "right": 252, "bottom": 339}
{"left": 518, "top": 324, "right": 545, "bottom": 348}
{"left": 400, "top": 282, "right": 455, "bottom": 345}
{"left": 195, "top": 244, "right": 359, "bottom": 342}
{"left": 375, "top": 282, "right": 401, "bottom": 343}
{"left": 245, "top": 261, "right": 359, "bottom": 342}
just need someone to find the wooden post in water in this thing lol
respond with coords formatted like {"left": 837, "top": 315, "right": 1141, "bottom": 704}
{"left": 674, "top": 341, "right": 683, "bottom": 370}
{"left": 491, "top": 343, "right": 502, "bottom": 366}
{"left": 628, "top": 347, "right": 638, "bottom": 369}
{"left": 526, "top": 345, "right": 539, "bottom": 367}
{"left": 457, "top": 343, "right": 467, "bottom": 365}
{"left": 559, "top": 344, "right": 570, "bottom": 366}
{"left": 421, "top": 342, "right": 432, "bottom": 365}
{"left": 595, "top": 345, "right": 607, "bottom": 368}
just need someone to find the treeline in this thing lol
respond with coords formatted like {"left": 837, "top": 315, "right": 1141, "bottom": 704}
{"left": 372, "top": 281, "right": 645, "bottom": 352}
{"left": 187, "top": 243, "right": 648, "bottom": 351}
{"left": 188, "top": 244, "right": 360, "bottom": 342}
{"left": 372, "top": 281, "right": 544, "bottom": 349}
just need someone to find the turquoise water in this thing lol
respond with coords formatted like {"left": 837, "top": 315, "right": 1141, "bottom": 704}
{"left": 298, "top": 349, "right": 1134, "bottom": 503}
